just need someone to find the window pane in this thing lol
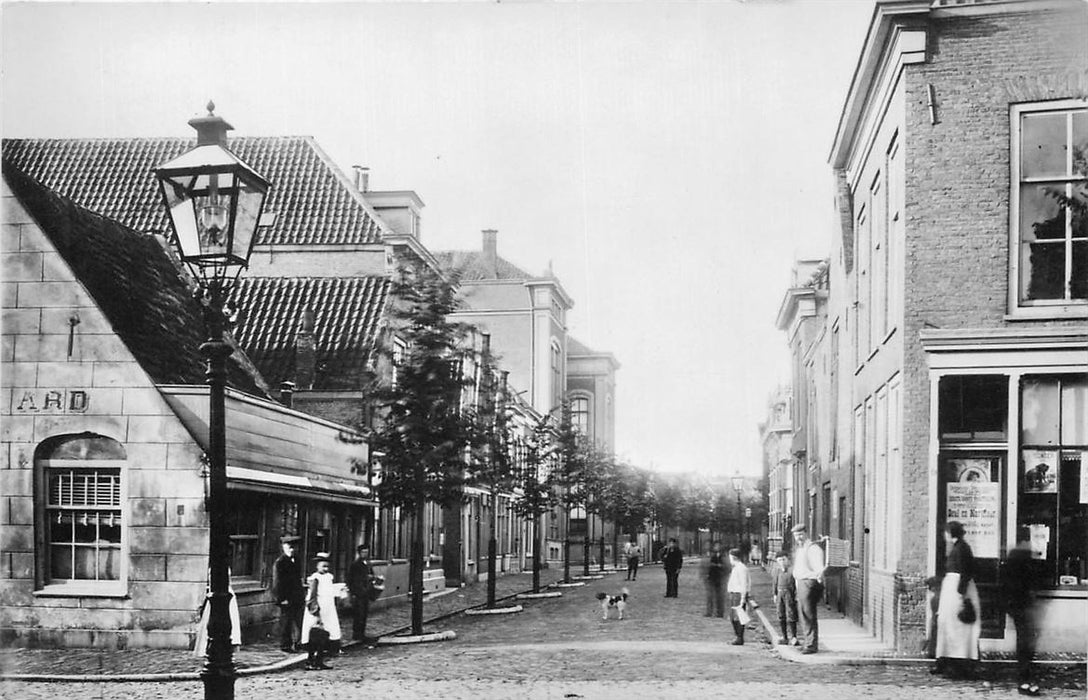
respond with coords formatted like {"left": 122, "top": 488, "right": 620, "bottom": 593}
{"left": 1022, "top": 239, "right": 1067, "bottom": 300}
{"left": 1022, "top": 112, "right": 1068, "bottom": 178}
{"left": 99, "top": 547, "right": 120, "bottom": 581}
{"left": 1021, "top": 183, "right": 1066, "bottom": 241}
{"left": 100, "top": 519, "right": 121, "bottom": 545}
{"left": 1073, "top": 240, "right": 1088, "bottom": 300}
{"left": 46, "top": 436, "right": 126, "bottom": 460}
{"left": 49, "top": 513, "right": 73, "bottom": 542}
{"left": 74, "top": 546, "right": 97, "bottom": 579}
{"left": 1074, "top": 111, "right": 1087, "bottom": 177}
{"left": 1061, "top": 377, "right": 1088, "bottom": 444}
{"left": 50, "top": 546, "right": 72, "bottom": 580}
{"left": 1022, "top": 378, "right": 1060, "bottom": 445}
{"left": 938, "top": 375, "right": 1008, "bottom": 441}
{"left": 1058, "top": 454, "right": 1087, "bottom": 585}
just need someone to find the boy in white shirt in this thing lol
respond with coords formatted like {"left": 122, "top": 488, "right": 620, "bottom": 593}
{"left": 726, "top": 548, "right": 751, "bottom": 645}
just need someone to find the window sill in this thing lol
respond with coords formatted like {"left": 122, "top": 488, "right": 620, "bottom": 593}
{"left": 34, "top": 583, "right": 128, "bottom": 599}
{"left": 1037, "top": 588, "right": 1087, "bottom": 599}
{"left": 1005, "top": 306, "right": 1088, "bottom": 321}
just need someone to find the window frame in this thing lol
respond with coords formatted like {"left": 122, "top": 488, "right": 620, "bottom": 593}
{"left": 35, "top": 440, "right": 128, "bottom": 597}
{"left": 1008, "top": 99, "right": 1088, "bottom": 318}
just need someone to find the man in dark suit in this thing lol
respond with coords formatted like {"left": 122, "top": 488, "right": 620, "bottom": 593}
{"left": 662, "top": 538, "right": 684, "bottom": 598}
{"left": 272, "top": 536, "right": 304, "bottom": 652}
{"left": 347, "top": 545, "right": 376, "bottom": 643}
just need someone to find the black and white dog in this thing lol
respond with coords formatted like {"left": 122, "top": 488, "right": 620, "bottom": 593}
{"left": 596, "top": 587, "right": 629, "bottom": 620}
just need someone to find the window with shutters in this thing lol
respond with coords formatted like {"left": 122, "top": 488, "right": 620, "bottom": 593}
{"left": 36, "top": 434, "right": 126, "bottom": 593}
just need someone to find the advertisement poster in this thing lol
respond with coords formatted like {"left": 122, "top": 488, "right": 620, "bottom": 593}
{"left": 1022, "top": 449, "right": 1058, "bottom": 493}
{"left": 1080, "top": 452, "right": 1088, "bottom": 505}
{"left": 950, "top": 457, "right": 992, "bottom": 483}
{"left": 946, "top": 482, "right": 1001, "bottom": 558}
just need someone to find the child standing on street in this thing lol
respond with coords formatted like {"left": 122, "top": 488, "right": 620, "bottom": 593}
{"left": 772, "top": 551, "right": 799, "bottom": 646}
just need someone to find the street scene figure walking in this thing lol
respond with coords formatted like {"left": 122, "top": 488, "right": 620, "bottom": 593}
{"left": 272, "top": 536, "right": 304, "bottom": 653}
{"left": 301, "top": 553, "right": 344, "bottom": 670}
{"left": 791, "top": 524, "right": 825, "bottom": 654}
{"left": 702, "top": 542, "right": 729, "bottom": 617}
{"left": 934, "top": 521, "right": 981, "bottom": 679}
{"left": 661, "top": 538, "right": 684, "bottom": 598}
{"left": 1002, "top": 527, "right": 1043, "bottom": 696}
{"left": 772, "top": 551, "right": 798, "bottom": 646}
{"left": 625, "top": 540, "right": 642, "bottom": 581}
{"left": 347, "top": 545, "right": 377, "bottom": 643}
{"left": 726, "top": 548, "right": 750, "bottom": 645}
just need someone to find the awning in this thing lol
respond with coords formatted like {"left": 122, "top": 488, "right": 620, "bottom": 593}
{"left": 227, "top": 466, "right": 377, "bottom": 507}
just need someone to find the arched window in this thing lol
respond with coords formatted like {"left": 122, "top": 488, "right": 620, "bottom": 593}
{"left": 36, "top": 434, "right": 126, "bottom": 588}
{"left": 570, "top": 396, "right": 591, "bottom": 436}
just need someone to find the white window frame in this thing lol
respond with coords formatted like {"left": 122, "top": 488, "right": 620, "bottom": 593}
{"left": 37, "top": 457, "right": 128, "bottom": 597}
{"left": 1008, "top": 99, "right": 1088, "bottom": 319}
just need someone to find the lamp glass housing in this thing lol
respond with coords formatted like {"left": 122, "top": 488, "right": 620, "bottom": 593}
{"left": 155, "top": 144, "right": 269, "bottom": 290}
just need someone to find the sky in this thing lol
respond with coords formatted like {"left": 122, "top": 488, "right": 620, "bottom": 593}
{"left": 1, "top": 0, "right": 876, "bottom": 479}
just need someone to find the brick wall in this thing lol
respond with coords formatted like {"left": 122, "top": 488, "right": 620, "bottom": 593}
{"left": 900, "top": 5, "right": 1088, "bottom": 575}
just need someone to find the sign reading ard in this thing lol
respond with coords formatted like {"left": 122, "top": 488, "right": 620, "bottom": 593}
{"left": 14, "top": 389, "right": 90, "bottom": 414}
{"left": 945, "top": 482, "right": 1001, "bottom": 558}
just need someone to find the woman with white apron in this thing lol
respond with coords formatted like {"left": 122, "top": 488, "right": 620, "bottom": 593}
{"left": 934, "top": 521, "right": 982, "bottom": 678}
{"left": 301, "top": 552, "right": 343, "bottom": 670}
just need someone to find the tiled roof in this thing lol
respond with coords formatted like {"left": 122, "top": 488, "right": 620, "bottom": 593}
{"left": 2, "top": 136, "right": 385, "bottom": 247}
{"left": 567, "top": 336, "right": 595, "bottom": 356}
{"left": 3, "top": 160, "right": 271, "bottom": 398}
{"left": 433, "top": 250, "right": 534, "bottom": 281}
{"left": 231, "top": 276, "right": 389, "bottom": 392}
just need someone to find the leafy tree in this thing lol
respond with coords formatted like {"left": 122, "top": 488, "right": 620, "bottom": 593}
{"left": 367, "top": 265, "right": 474, "bottom": 635}
{"left": 465, "top": 348, "right": 517, "bottom": 608}
{"left": 510, "top": 412, "right": 558, "bottom": 592}
{"left": 551, "top": 400, "right": 589, "bottom": 582}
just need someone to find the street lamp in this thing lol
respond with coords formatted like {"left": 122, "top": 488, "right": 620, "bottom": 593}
{"left": 732, "top": 473, "right": 744, "bottom": 549}
{"left": 156, "top": 102, "right": 269, "bottom": 700}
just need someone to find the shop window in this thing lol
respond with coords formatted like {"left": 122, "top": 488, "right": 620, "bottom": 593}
{"left": 938, "top": 375, "right": 1008, "bottom": 442}
{"left": 37, "top": 434, "right": 126, "bottom": 589}
{"left": 1018, "top": 375, "right": 1088, "bottom": 588}
{"left": 227, "top": 495, "right": 262, "bottom": 579}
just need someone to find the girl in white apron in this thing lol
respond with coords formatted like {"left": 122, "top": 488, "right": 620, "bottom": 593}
{"left": 301, "top": 553, "right": 343, "bottom": 669}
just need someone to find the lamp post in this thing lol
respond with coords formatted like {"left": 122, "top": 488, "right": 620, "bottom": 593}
{"left": 731, "top": 473, "right": 744, "bottom": 550}
{"left": 156, "top": 103, "right": 269, "bottom": 700}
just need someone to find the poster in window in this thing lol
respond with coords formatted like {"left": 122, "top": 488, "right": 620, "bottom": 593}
{"left": 1028, "top": 523, "right": 1050, "bottom": 560}
{"left": 1080, "top": 452, "right": 1088, "bottom": 505}
{"left": 950, "top": 457, "right": 992, "bottom": 483}
{"left": 1022, "top": 449, "right": 1058, "bottom": 493}
{"left": 945, "top": 481, "right": 1001, "bottom": 558}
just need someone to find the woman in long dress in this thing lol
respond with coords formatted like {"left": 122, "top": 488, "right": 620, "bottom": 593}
{"left": 192, "top": 571, "right": 242, "bottom": 657}
{"left": 300, "top": 552, "right": 342, "bottom": 670}
{"left": 934, "top": 521, "right": 982, "bottom": 678}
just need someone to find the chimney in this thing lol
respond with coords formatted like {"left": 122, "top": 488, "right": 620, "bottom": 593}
{"left": 279, "top": 381, "right": 296, "bottom": 409}
{"left": 482, "top": 229, "right": 498, "bottom": 277}
{"left": 295, "top": 309, "right": 316, "bottom": 390}
{"left": 353, "top": 165, "right": 370, "bottom": 193}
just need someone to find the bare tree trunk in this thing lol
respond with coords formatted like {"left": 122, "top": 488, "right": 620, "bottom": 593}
{"left": 410, "top": 497, "right": 425, "bottom": 635}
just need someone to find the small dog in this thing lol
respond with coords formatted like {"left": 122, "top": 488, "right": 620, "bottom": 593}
{"left": 596, "top": 587, "right": 629, "bottom": 620}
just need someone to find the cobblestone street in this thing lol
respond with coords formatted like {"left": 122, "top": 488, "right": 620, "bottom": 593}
{"left": 2, "top": 563, "right": 1083, "bottom": 700}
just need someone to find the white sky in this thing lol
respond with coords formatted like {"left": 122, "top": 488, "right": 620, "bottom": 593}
{"left": 1, "top": 0, "right": 876, "bottom": 478}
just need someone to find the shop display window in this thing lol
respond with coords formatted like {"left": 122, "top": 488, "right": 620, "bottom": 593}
{"left": 1018, "top": 375, "right": 1088, "bottom": 589}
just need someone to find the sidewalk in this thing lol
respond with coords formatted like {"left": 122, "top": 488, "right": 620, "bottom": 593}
{"left": 0, "top": 564, "right": 570, "bottom": 681}
{"left": 747, "top": 566, "right": 1087, "bottom": 667}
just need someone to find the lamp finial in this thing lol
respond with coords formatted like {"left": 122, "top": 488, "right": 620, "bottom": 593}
{"left": 206, "top": 100, "right": 216, "bottom": 116}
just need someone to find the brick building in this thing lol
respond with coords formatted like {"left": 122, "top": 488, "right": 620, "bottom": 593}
{"left": 775, "top": 0, "right": 1087, "bottom": 653}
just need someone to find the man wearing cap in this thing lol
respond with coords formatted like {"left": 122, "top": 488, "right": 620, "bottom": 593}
{"left": 791, "top": 524, "right": 826, "bottom": 654}
{"left": 272, "top": 536, "right": 304, "bottom": 652}
{"left": 347, "top": 545, "right": 376, "bottom": 643}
